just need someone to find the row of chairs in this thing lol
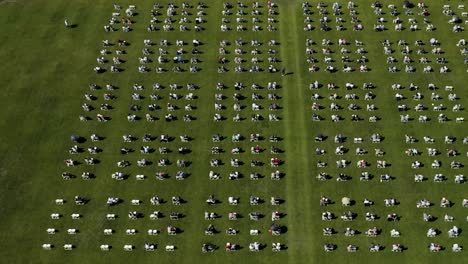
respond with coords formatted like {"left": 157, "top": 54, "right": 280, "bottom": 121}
{"left": 42, "top": 244, "right": 175, "bottom": 251}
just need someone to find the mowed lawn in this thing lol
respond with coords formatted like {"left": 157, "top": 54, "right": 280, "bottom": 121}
{"left": 0, "top": 0, "right": 467, "bottom": 264}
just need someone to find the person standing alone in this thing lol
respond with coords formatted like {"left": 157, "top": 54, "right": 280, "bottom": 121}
{"left": 64, "top": 19, "right": 70, "bottom": 28}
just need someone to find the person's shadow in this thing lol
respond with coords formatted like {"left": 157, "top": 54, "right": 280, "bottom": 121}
{"left": 69, "top": 24, "right": 78, "bottom": 28}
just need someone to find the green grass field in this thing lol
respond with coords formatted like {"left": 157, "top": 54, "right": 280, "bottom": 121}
{"left": 0, "top": 0, "right": 467, "bottom": 263}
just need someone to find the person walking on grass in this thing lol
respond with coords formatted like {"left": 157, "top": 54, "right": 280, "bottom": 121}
{"left": 281, "top": 67, "right": 286, "bottom": 76}
{"left": 64, "top": 19, "right": 70, "bottom": 28}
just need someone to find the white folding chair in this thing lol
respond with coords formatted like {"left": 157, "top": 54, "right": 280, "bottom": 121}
{"left": 106, "top": 214, "right": 116, "bottom": 220}
{"left": 250, "top": 229, "right": 259, "bottom": 235}
{"left": 100, "top": 245, "right": 110, "bottom": 251}
{"left": 64, "top": 244, "right": 73, "bottom": 250}
{"left": 123, "top": 245, "right": 133, "bottom": 251}
{"left": 71, "top": 213, "right": 80, "bottom": 219}
{"left": 166, "top": 245, "right": 175, "bottom": 251}
{"left": 51, "top": 213, "right": 60, "bottom": 219}
{"left": 42, "top": 244, "right": 52, "bottom": 250}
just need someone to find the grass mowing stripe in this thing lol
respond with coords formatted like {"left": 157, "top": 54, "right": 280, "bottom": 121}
{"left": 278, "top": 1, "right": 314, "bottom": 262}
